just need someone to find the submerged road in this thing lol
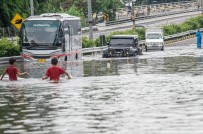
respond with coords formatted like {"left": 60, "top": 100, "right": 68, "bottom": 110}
{"left": 1, "top": 38, "right": 203, "bottom": 134}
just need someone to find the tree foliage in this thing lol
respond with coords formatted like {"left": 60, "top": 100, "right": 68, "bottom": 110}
{"left": 0, "top": 0, "right": 192, "bottom": 27}
{"left": 0, "top": 38, "right": 20, "bottom": 57}
{"left": 0, "top": 0, "right": 30, "bottom": 27}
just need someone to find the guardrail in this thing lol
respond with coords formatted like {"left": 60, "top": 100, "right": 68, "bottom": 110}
{"left": 105, "top": 8, "right": 199, "bottom": 26}
{"left": 81, "top": 26, "right": 98, "bottom": 33}
{"left": 82, "top": 28, "right": 201, "bottom": 54}
{"left": 0, "top": 56, "right": 23, "bottom": 64}
{"left": 0, "top": 29, "right": 200, "bottom": 64}
{"left": 82, "top": 46, "right": 107, "bottom": 54}
{"left": 80, "top": 8, "right": 199, "bottom": 33}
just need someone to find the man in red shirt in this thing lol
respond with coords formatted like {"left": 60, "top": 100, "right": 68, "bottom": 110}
{"left": 0, "top": 58, "right": 29, "bottom": 81}
{"left": 42, "top": 58, "right": 72, "bottom": 81}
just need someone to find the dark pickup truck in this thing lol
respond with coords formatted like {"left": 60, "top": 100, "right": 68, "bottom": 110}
{"left": 102, "top": 35, "right": 142, "bottom": 58}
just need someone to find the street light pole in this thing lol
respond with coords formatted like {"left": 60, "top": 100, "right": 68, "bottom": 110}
{"left": 87, "top": 0, "right": 93, "bottom": 40}
{"left": 131, "top": 1, "right": 135, "bottom": 30}
{"left": 30, "top": 0, "right": 34, "bottom": 16}
{"left": 201, "top": 0, "right": 203, "bottom": 17}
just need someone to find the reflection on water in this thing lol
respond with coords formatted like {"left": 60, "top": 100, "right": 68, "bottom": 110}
{"left": 1, "top": 55, "right": 203, "bottom": 133}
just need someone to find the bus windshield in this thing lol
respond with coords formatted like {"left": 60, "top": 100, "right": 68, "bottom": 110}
{"left": 23, "top": 20, "right": 60, "bottom": 45}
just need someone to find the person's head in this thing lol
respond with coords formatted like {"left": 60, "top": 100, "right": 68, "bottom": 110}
{"left": 51, "top": 58, "right": 58, "bottom": 65}
{"left": 9, "top": 58, "right": 16, "bottom": 65}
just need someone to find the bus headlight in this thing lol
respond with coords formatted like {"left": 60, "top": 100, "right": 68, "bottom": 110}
{"left": 50, "top": 50, "right": 62, "bottom": 56}
{"left": 23, "top": 51, "right": 33, "bottom": 56}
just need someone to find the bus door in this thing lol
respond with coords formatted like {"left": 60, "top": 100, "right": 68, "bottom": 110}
{"left": 63, "top": 21, "right": 72, "bottom": 58}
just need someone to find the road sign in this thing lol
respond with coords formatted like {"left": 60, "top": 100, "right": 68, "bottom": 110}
{"left": 10, "top": 13, "right": 24, "bottom": 29}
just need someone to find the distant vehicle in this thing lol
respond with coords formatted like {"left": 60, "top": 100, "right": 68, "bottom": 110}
{"left": 145, "top": 27, "right": 164, "bottom": 51}
{"left": 102, "top": 35, "right": 142, "bottom": 58}
{"left": 125, "top": 0, "right": 136, "bottom": 7}
{"left": 18, "top": 13, "right": 82, "bottom": 61}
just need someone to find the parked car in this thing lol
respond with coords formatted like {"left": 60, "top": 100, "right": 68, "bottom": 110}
{"left": 102, "top": 35, "right": 142, "bottom": 58}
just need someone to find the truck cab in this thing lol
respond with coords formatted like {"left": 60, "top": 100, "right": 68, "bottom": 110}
{"left": 102, "top": 35, "right": 142, "bottom": 58}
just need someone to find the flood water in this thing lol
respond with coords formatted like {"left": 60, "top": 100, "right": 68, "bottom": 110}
{"left": 1, "top": 45, "right": 203, "bottom": 134}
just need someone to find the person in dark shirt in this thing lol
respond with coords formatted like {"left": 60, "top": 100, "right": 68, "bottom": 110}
{"left": 42, "top": 58, "right": 72, "bottom": 81}
{"left": 0, "top": 58, "right": 29, "bottom": 81}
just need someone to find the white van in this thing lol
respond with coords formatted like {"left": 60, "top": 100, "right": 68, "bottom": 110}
{"left": 145, "top": 27, "right": 164, "bottom": 51}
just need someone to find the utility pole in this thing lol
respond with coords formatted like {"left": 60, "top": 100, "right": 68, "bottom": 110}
{"left": 131, "top": 1, "right": 135, "bottom": 30}
{"left": 201, "top": 0, "right": 203, "bottom": 17}
{"left": 87, "top": 0, "right": 93, "bottom": 40}
{"left": 30, "top": 0, "right": 34, "bottom": 16}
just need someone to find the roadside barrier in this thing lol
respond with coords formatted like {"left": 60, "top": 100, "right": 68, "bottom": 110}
{"left": 105, "top": 8, "right": 198, "bottom": 26}
{"left": 82, "top": 28, "right": 202, "bottom": 54}
{"left": 81, "top": 26, "right": 98, "bottom": 33}
{"left": 0, "top": 56, "right": 23, "bottom": 64}
{"left": 82, "top": 8, "right": 199, "bottom": 32}
{"left": 0, "top": 28, "right": 201, "bottom": 64}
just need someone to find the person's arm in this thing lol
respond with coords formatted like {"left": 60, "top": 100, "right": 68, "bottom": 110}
{"left": 42, "top": 69, "right": 49, "bottom": 80}
{"left": 42, "top": 75, "right": 49, "bottom": 80}
{"left": 64, "top": 71, "right": 72, "bottom": 79}
{"left": 0, "top": 71, "right": 6, "bottom": 80}
{"left": 17, "top": 70, "right": 30, "bottom": 77}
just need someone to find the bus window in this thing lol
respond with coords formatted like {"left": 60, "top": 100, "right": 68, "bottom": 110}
{"left": 23, "top": 20, "right": 60, "bottom": 45}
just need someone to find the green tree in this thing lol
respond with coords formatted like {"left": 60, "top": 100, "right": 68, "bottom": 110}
{"left": 102, "top": 0, "right": 120, "bottom": 21}
{"left": 35, "top": 0, "right": 67, "bottom": 14}
{"left": 0, "top": 0, "right": 30, "bottom": 27}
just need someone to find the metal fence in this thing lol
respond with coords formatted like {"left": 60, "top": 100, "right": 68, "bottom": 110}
{"left": 82, "top": 29, "right": 200, "bottom": 54}
{"left": 0, "top": 28, "right": 199, "bottom": 64}
{"left": 106, "top": 8, "right": 199, "bottom": 26}
{"left": 0, "top": 26, "right": 18, "bottom": 38}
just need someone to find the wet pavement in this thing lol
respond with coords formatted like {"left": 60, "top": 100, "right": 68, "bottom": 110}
{"left": 1, "top": 44, "right": 203, "bottom": 134}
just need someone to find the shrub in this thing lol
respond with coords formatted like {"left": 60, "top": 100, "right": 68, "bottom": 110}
{"left": 179, "top": 23, "right": 192, "bottom": 32}
{"left": 184, "top": 18, "right": 200, "bottom": 30}
{"left": 0, "top": 38, "right": 20, "bottom": 57}
{"left": 82, "top": 36, "right": 94, "bottom": 48}
{"left": 82, "top": 16, "right": 203, "bottom": 48}
{"left": 136, "top": 28, "right": 145, "bottom": 40}
{"left": 196, "top": 16, "right": 203, "bottom": 27}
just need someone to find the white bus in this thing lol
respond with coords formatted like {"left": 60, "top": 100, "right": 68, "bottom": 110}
{"left": 19, "top": 13, "right": 82, "bottom": 61}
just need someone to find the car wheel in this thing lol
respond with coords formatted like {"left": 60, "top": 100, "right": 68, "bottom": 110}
{"left": 137, "top": 47, "right": 142, "bottom": 55}
{"left": 161, "top": 45, "right": 164, "bottom": 51}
